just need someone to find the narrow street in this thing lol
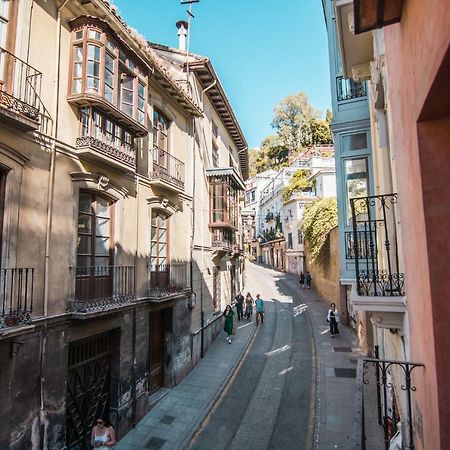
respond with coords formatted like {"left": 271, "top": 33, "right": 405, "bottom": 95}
{"left": 189, "top": 262, "right": 315, "bottom": 449}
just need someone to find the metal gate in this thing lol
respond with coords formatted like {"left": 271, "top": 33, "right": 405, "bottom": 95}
{"left": 66, "top": 332, "right": 113, "bottom": 450}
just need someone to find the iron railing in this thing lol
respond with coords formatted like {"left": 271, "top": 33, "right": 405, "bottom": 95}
{"left": 355, "top": 350, "right": 424, "bottom": 450}
{"left": 350, "top": 193, "right": 405, "bottom": 296}
{"left": 69, "top": 265, "right": 135, "bottom": 312}
{"left": 345, "top": 230, "right": 377, "bottom": 259}
{"left": 0, "top": 47, "right": 42, "bottom": 122}
{"left": 336, "top": 76, "right": 367, "bottom": 101}
{"left": 0, "top": 268, "right": 34, "bottom": 327}
{"left": 211, "top": 228, "right": 234, "bottom": 250}
{"left": 150, "top": 147, "right": 185, "bottom": 189}
{"left": 148, "top": 263, "right": 189, "bottom": 297}
{"left": 76, "top": 136, "right": 136, "bottom": 167}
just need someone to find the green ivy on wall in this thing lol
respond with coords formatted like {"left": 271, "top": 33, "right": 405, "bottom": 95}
{"left": 302, "top": 197, "right": 338, "bottom": 261}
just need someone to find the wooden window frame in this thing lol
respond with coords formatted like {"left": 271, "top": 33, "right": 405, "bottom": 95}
{"left": 78, "top": 106, "right": 135, "bottom": 155}
{"left": 150, "top": 210, "right": 169, "bottom": 269}
{"left": 0, "top": 0, "right": 19, "bottom": 90}
{"left": 209, "top": 178, "right": 239, "bottom": 228}
{"left": 152, "top": 109, "right": 170, "bottom": 168}
{"left": 77, "top": 192, "right": 114, "bottom": 270}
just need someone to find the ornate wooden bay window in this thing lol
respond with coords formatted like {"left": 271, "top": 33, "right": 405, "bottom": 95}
{"left": 207, "top": 168, "right": 245, "bottom": 251}
{"left": 68, "top": 17, "right": 148, "bottom": 137}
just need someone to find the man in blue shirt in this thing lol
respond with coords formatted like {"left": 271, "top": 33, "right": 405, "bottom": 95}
{"left": 255, "top": 294, "right": 265, "bottom": 326}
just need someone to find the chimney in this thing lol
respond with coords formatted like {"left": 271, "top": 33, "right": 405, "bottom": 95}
{"left": 176, "top": 20, "right": 189, "bottom": 51}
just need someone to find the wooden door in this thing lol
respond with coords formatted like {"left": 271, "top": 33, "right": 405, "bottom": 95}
{"left": 149, "top": 311, "right": 164, "bottom": 393}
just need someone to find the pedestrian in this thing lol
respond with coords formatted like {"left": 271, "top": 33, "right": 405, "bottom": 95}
{"left": 245, "top": 292, "right": 254, "bottom": 320}
{"left": 306, "top": 271, "right": 312, "bottom": 289}
{"left": 327, "top": 303, "right": 340, "bottom": 338}
{"left": 235, "top": 291, "right": 244, "bottom": 321}
{"left": 91, "top": 416, "right": 116, "bottom": 449}
{"left": 299, "top": 271, "right": 305, "bottom": 289}
{"left": 255, "top": 294, "right": 265, "bottom": 326}
{"left": 223, "top": 304, "right": 235, "bottom": 344}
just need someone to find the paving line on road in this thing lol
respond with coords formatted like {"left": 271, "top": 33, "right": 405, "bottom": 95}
{"left": 277, "top": 274, "right": 319, "bottom": 450}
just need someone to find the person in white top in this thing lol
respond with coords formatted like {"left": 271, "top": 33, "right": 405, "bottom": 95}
{"left": 91, "top": 416, "right": 116, "bottom": 449}
{"left": 327, "top": 303, "right": 340, "bottom": 338}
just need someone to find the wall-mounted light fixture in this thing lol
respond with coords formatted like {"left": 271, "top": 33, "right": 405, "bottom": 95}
{"left": 9, "top": 341, "right": 23, "bottom": 358}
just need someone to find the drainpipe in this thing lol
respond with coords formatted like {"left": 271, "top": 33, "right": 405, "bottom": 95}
{"left": 198, "top": 80, "right": 216, "bottom": 359}
{"left": 43, "top": 0, "right": 70, "bottom": 316}
{"left": 39, "top": 2, "right": 70, "bottom": 447}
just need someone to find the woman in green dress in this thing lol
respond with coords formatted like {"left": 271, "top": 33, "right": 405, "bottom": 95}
{"left": 223, "top": 304, "right": 235, "bottom": 344}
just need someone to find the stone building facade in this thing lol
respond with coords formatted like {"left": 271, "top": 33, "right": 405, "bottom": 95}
{"left": 0, "top": 1, "right": 247, "bottom": 449}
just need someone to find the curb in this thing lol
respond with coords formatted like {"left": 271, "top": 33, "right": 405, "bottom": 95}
{"left": 179, "top": 320, "right": 259, "bottom": 449}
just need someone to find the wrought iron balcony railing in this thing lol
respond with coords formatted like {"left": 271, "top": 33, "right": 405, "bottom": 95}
{"left": 0, "top": 47, "right": 42, "bottom": 123}
{"left": 69, "top": 265, "right": 135, "bottom": 313}
{"left": 150, "top": 147, "right": 185, "bottom": 190}
{"left": 211, "top": 228, "right": 235, "bottom": 250}
{"left": 76, "top": 135, "right": 136, "bottom": 168}
{"left": 265, "top": 212, "right": 275, "bottom": 222}
{"left": 0, "top": 268, "right": 34, "bottom": 328}
{"left": 148, "top": 263, "right": 189, "bottom": 297}
{"left": 336, "top": 76, "right": 367, "bottom": 102}
{"left": 350, "top": 193, "right": 405, "bottom": 296}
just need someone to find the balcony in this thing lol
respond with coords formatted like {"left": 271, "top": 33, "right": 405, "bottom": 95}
{"left": 211, "top": 228, "right": 235, "bottom": 253}
{"left": 349, "top": 193, "right": 406, "bottom": 323}
{"left": 0, "top": 48, "right": 42, "bottom": 131}
{"left": 0, "top": 268, "right": 34, "bottom": 329}
{"left": 76, "top": 136, "right": 136, "bottom": 172}
{"left": 149, "top": 147, "right": 185, "bottom": 192}
{"left": 265, "top": 212, "right": 275, "bottom": 222}
{"left": 336, "top": 76, "right": 367, "bottom": 102}
{"left": 69, "top": 265, "right": 135, "bottom": 316}
{"left": 334, "top": 0, "right": 374, "bottom": 80}
{"left": 148, "top": 263, "right": 190, "bottom": 300}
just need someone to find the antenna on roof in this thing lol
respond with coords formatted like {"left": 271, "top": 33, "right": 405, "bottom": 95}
{"left": 179, "top": 0, "right": 200, "bottom": 85}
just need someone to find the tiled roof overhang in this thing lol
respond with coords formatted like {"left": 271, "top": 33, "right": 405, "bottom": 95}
{"left": 205, "top": 167, "right": 246, "bottom": 191}
{"left": 74, "top": 1, "right": 203, "bottom": 118}
{"left": 187, "top": 60, "right": 249, "bottom": 180}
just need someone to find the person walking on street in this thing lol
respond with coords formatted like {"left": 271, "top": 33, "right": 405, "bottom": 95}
{"left": 223, "top": 304, "right": 235, "bottom": 343}
{"left": 245, "top": 292, "right": 254, "bottom": 320}
{"left": 306, "top": 271, "right": 312, "bottom": 289}
{"left": 299, "top": 271, "right": 305, "bottom": 289}
{"left": 327, "top": 303, "right": 340, "bottom": 338}
{"left": 235, "top": 291, "right": 244, "bottom": 321}
{"left": 255, "top": 294, "right": 265, "bottom": 326}
{"left": 91, "top": 416, "right": 116, "bottom": 449}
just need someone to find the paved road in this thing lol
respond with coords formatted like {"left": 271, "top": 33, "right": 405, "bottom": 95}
{"left": 189, "top": 262, "right": 315, "bottom": 450}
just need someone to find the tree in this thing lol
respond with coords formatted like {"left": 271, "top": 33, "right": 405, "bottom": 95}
{"left": 302, "top": 197, "right": 338, "bottom": 261}
{"left": 261, "top": 134, "right": 289, "bottom": 166}
{"left": 281, "top": 169, "right": 312, "bottom": 201}
{"left": 271, "top": 92, "right": 320, "bottom": 152}
{"left": 310, "top": 117, "right": 333, "bottom": 145}
{"left": 248, "top": 148, "right": 260, "bottom": 177}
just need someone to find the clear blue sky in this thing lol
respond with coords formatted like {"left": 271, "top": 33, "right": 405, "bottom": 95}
{"left": 112, "top": 0, "right": 331, "bottom": 148}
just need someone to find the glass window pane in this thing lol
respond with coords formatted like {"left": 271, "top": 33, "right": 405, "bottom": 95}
{"left": 75, "top": 30, "right": 83, "bottom": 40}
{"left": 150, "top": 241, "right": 157, "bottom": 257}
{"left": 158, "top": 243, "right": 167, "bottom": 258}
{"left": 77, "top": 255, "right": 91, "bottom": 268}
{"left": 122, "top": 89, "right": 133, "bottom": 104}
{"left": 122, "top": 103, "right": 133, "bottom": 117}
{"left": 95, "top": 237, "right": 110, "bottom": 255}
{"left": 72, "top": 79, "right": 82, "bottom": 94}
{"left": 79, "top": 194, "right": 92, "bottom": 213}
{"left": 159, "top": 228, "right": 166, "bottom": 243}
{"left": 74, "top": 46, "right": 83, "bottom": 62}
{"left": 78, "top": 213, "right": 92, "bottom": 234}
{"left": 104, "top": 86, "right": 113, "bottom": 102}
{"left": 88, "top": 29, "right": 101, "bottom": 40}
{"left": 87, "top": 61, "right": 100, "bottom": 77}
{"left": 74, "top": 62, "right": 82, "bottom": 78}
{"left": 88, "top": 44, "right": 100, "bottom": 60}
{"left": 77, "top": 235, "right": 91, "bottom": 255}
{"left": 94, "top": 257, "right": 110, "bottom": 269}
{"left": 96, "top": 217, "right": 110, "bottom": 236}
{"left": 87, "top": 77, "right": 99, "bottom": 91}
